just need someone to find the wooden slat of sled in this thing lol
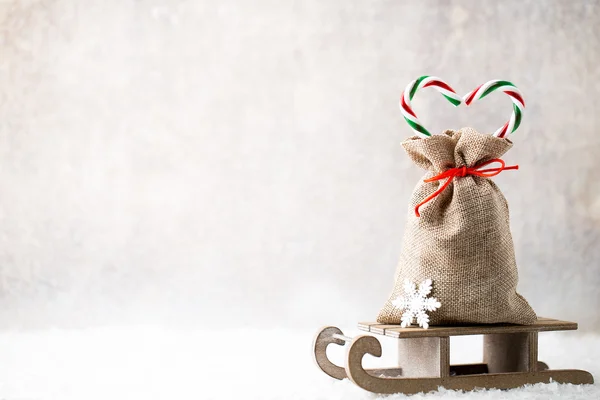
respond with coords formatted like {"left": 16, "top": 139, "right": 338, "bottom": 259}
{"left": 357, "top": 317, "right": 577, "bottom": 338}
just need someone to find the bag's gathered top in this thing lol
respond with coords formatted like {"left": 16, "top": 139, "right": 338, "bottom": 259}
{"left": 414, "top": 158, "right": 518, "bottom": 217}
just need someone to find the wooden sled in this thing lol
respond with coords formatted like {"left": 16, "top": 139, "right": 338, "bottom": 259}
{"left": 313, "top": 317, "right": 594, "bottom": 395}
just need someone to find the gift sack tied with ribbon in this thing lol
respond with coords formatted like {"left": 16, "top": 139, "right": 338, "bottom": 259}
{"left": 377, "top": 78, "right": 537, "bottom": 326}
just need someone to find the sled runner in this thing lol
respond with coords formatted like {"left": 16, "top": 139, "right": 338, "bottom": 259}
{"left": 313, "top": 317, "right": 593, "bottom": 395}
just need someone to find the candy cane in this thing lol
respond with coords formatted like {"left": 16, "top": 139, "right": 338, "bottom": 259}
{"left": 399, "top": 76, "right": 462, "bottom": 138}
{"left": 462, "top": 80, "right": 525, "bottom": 138}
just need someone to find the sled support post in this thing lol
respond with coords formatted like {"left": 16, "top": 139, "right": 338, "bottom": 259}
{"left": 439, "top": 336, "right": 450, "bottom": 377}
{"left": 528, "top": 332, "right": 539, "bottom": 372}
{"left": 397, "top": 336, "right": 450, "bottom": 377}
{"left": 483, "top": 332, "right": 537, "bottom": 373}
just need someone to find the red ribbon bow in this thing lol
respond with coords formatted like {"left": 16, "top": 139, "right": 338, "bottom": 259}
{"left": 415, "top": 158, "right": 518, "bottom": 217}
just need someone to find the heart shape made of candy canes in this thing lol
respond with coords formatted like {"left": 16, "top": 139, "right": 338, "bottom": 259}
{"left": 400, "top": 76, "right": 525, "bottom": 138}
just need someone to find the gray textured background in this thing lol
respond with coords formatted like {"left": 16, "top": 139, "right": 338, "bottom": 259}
{"left": 0, "top": 0, "right": 599, "bottom": 331}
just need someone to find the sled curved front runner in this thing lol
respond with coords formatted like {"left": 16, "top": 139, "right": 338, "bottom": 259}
{"left": 313, "top": 318, "right": 594, "bottom": 395}
{"left": 313, "top": 326, "right": 347, "bottom": 380}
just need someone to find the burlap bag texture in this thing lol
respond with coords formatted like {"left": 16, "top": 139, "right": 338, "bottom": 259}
{"left": 377, "top": 127, "right": 537, "bottom": 325}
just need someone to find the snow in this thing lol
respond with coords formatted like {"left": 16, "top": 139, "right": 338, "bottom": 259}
{"left": 0, "top": 327, "right": 598, "bottom": 399}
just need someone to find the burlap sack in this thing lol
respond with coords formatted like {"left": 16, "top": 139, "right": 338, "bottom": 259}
{"left": 377, "top": 127, "right": 536, "bottom": 325}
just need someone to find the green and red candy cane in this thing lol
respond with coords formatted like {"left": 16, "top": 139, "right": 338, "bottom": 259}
{"left": 400, "top": 76, "right": 462, "bottom": 138}
{"left": 400, "top": 76, "right": 525, "bottom": 138}
{"left": 462, "top": 80, "right": 525, "bottom": 138}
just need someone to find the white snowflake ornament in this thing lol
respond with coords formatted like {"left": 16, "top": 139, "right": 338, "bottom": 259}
{"left": 391, "top": 279, "right": 441, "bottom": 329}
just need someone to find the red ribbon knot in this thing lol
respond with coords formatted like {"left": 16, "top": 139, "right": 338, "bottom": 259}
{"left": 415, "top": 158, "right": 518, "bottom": 217}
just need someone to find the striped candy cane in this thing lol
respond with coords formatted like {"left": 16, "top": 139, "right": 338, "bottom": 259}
{"left": 400, "top": 76, "right": 462, "bottom": 138}
{"left": 463, "top": 80, "right": 525, "bottom": 138}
